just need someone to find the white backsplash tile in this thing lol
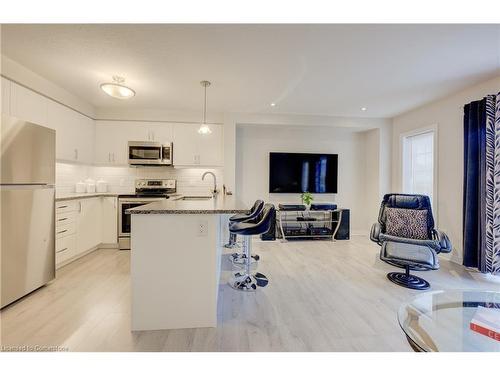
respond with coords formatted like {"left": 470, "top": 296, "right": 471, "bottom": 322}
{"left": 56, "top": 162, "right": 223, "bottom": 196}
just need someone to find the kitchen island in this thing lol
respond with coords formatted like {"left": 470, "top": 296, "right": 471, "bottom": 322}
{"left": 128, "top": 195, "right": 249, "bottom": 331}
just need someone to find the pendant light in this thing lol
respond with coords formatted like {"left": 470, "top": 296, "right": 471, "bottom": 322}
{"left": 198, "top": 80, "right": 212, "bottom": 134}
{"left": 100, "top": 76, "right": 135, "bottom": 99}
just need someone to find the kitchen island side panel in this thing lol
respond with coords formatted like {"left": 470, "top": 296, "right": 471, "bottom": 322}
{"left": 131, "top": 213, "right": 220, "bottom": 330}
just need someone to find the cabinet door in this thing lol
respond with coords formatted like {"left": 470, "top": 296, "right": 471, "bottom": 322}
{"left": 76, "top": 113, "right": 95, "bottom": 164}
{"left": 95, "top": 121, "right": 144, "bottom": 165}
{"left": 10, "top": 82, "right": 49, "bottom": 126}
{"left": 1, "top": 77, "right": 11, "bottom": 115}
{"left": 101, "top": 197, "right": 118, "bottom": 244}
{"left": 76, "top": 198, "right": 102, "bottom": 255}
{"left": 47, "top": 101, "right": 78, "bottom": 161}
{"left": 172, "top": 123, "right": 199, "bottom": 166}
{"left": 198, "top": 124, "right": 223, "bottom": 166}
{"left": 148, "top": 122, "right": 173, "bottom": 143}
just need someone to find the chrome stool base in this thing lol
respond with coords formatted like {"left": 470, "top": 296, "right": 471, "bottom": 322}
{"left": 229, "top": 271, "right": 269, "bottom": 291}
{"left": 230, "top": 253, "right": 259, "bottom": 267}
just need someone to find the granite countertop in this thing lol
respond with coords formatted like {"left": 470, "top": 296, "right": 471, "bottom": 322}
{"left": 127, "top": 195, "right": 249, "bottom": 214}
{"left": 55, "top": 192, "right": 122, "bottom": 201}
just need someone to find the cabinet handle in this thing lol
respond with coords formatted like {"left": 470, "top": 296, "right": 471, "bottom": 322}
{"left": 74, "top": 149, "right": 78, "bottom": 160}
{"left": 56, "top": 247, "right": 68, "bottom": 254}
{"left": 79, "top": 202, "right": 82, "bottom": 213}
{"left": 108, "top": 153, "right": 111, "bottom": 162}
{"left": 58, "top": 205, "right": 68, "bottom": 209}
{"left": 57, "top": 229, "right": 68, "bottom": 235}
{"left": 113, "top": 153, "right": 115, "bottom": 162}
{"left": 57, "top": 217, "right": 68, "bottom": 222}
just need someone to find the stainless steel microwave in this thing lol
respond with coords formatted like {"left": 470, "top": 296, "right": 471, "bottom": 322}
{"left": 128, "top": 141, "right": 173, "bottom": 166}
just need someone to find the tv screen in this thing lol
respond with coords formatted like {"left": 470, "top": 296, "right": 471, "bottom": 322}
{"left": 269, "top": 152, "right": 338, "bottom": 193}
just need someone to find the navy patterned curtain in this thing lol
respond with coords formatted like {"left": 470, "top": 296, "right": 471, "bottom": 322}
{"left": 463, "top": 92, "right": 500, "bottom": 274}
{"left": 463, "top": 99, "right": 487, "bottom": 269}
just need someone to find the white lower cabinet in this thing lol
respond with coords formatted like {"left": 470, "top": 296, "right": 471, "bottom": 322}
{"left": 101, "top": 197, "right": 118, "bottom": 244}
{"left": 55, "top": 196, "right": 118, "bottom": 269}
{"left": 76, "top": 197, "right": 102, "bottom": 255}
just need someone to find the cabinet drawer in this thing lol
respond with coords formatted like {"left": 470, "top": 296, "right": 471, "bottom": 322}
{"left": 56, "top": 200, "right": 80, "bottom": 214}
{"left": 55, "top": 235, "right": 76, "bottom": 265}
{"left": 55, "top": 221, "right": 76, "bottom": 239}
{"left": 56, "top": 211, "right": 77, "bottom": 226}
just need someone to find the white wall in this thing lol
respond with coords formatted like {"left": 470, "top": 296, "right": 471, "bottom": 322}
{"left": 363, "top": 128, "right": 382, "bottom": 229}
{"left": 235, "top": 124, "right": 383, "bottom": 234}
{"left": 391, "top": 75, "right": 500, "bottom": 264}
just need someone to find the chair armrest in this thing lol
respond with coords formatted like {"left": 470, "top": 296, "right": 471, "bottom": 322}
{"left": 378, "top": 233, "right": 441, "bottom": 252}
{"left": 370, "top": 223, "right": 382, "bottom": 244}
{"left": 433, "top": 229, "right": 452, "bottom": 253}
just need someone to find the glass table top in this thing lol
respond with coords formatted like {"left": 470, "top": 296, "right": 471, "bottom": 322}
{"left": 398, "top": 290, "right": 500, "bottom": 352}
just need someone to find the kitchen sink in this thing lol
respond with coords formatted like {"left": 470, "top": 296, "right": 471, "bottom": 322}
{"left": 178, "top": 195, "right": 213, "bottom": 201}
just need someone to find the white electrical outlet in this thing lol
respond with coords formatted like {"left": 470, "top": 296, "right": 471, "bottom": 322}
{"left": 198, "top": 220, "right": 208, "bottom": 236}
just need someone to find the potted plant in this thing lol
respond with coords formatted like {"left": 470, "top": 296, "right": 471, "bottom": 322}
{"left": 301, "top": 192, "right": 313, "bottom": 210}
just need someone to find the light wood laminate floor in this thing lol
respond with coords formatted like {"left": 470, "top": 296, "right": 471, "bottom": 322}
{"left": 1, "top": 236, "right": 496, "bottom": 351}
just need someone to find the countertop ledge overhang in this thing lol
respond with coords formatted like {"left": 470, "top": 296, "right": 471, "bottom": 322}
{"left": 127, "top": 195, "right": 249, "bottom": 214}
{"left": 55, "top": 192, "right": 122, "bottom": 201}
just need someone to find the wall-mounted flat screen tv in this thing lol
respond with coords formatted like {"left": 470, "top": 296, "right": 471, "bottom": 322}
{"left": 269, "top": 152, "right": 338, "bottom": 193}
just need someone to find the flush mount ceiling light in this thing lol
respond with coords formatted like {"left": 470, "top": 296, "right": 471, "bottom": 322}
{"left": 270, "top": 102, "right": 276, "bottom": 107}
{"left": 198, "top": 80, "right": 212, "bottom": 135}
{"left": 100, "top": 76, "right": 135, "bottom": 99}
{"left": 361, "top": 107, "right": 367, "bottom": 111}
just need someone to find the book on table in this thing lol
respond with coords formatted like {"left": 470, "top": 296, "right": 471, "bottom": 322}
{"left": 469, "top": 306, "right": 500, "bottom": 342}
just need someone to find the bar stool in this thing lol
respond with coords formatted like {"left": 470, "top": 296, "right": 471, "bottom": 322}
{"left": 225, "top": 200, "right": 264, "bottom": 265}
{"left": 228, "top": 203, "right": 275, "bottom": 291}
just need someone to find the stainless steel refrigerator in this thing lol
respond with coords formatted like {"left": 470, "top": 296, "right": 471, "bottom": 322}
{"left": 1, "top": 115, "right": 56, "bottom": 308}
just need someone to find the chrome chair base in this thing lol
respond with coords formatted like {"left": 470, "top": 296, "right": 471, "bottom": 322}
{"left": 229, "top": 271, "right": 269, "bottom": 291}
{"left": 230, "top": 252, "right": 259, "bottom": 266}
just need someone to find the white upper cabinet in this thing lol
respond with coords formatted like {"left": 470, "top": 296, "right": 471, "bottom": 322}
{"left": 146, "top": 122, "right": 173, "bottom": 143}
{"left": 47, "top": 101, "right": 76, "bottom": 161}
{"left": 76, "top": 112, "right": 95, "bottom": 164}
{"left": 1, "top": 77, "right": 11, "bottom": 115}
{"left": 95, "top": 121, "right": 136, "bottom": 165}
{"left": 172, "top": 123, "right": 223, "bottom": 167}
{"left": 10, "top": 81, "right": 49, "bottom": 126}
{"left": 95, "top": 121, "right": 173, "bottom": 165}
{"left": 197, "top": 124, "right": 223, "bottom": 166}
{"left": 47, "top": 101, "right": 95, "bottom": 164}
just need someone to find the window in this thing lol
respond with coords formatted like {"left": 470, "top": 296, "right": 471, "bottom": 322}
{"left": 402, "top": 129, "right": 436, "bottom": 204}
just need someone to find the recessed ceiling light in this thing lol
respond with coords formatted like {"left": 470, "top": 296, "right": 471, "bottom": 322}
{"left": 361, "top": 107, "right": 367, "bottom": 111}
{"left": 270, "top": 103, "right": 276, "bottom": 107}
{"left": 100, "top": 76, "right": 135, "bottom": 99}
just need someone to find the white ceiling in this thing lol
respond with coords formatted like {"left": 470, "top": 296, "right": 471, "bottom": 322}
{"left": 1, "top": 24, "right": 499, "bottom": 118}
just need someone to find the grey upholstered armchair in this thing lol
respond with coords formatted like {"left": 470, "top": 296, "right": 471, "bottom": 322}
{"left": 370, "top": 193, "right": 452, "bottom": 290}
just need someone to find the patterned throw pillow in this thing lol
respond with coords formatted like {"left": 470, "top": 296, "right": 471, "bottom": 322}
{"left": 385, "top": 207, "right": 429, "bottom": 240}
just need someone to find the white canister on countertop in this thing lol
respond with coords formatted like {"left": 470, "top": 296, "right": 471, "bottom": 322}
{"left": 85, "top": 178, "right": 96, "bottom": 193}
{"left": 75, "top": 181, "right": 87, "bottom": 193}
{"left": 96, "top": 179, "right": 108, "bottom": 193}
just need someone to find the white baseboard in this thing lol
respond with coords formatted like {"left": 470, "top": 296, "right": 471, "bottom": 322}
{"left": 56, "top": 242, "right": 118, "bottom": 270}
{"left": 100, "top": 242, "right": 119, "bottom": 249}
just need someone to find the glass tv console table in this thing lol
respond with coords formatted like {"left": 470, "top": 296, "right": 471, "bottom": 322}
{"left": 277, "top": 208, "right": 343, "bottom": 241}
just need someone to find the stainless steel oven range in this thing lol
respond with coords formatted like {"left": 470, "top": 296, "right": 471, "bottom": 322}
{"left": 118, "top": 178, "right": 176, "bottom": 250}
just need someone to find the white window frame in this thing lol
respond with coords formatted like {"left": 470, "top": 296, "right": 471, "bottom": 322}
{"left": 400, "top": 124, "right": 439, "bottom": 224}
